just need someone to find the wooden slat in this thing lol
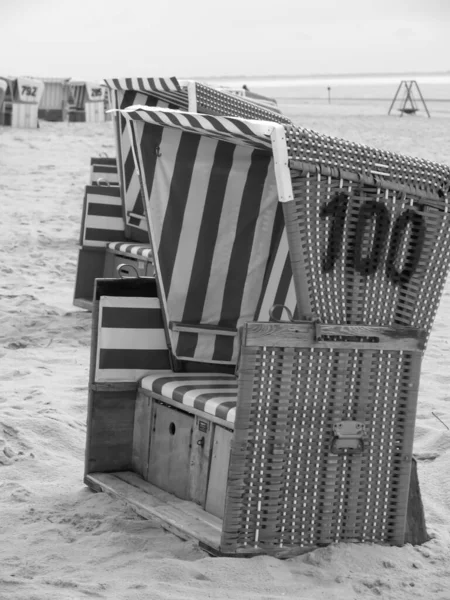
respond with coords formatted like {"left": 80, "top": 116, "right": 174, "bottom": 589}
{"left": 205, "top": 426, "right": 233, "bottom": 518}
{"left": 85, "top": 389, "right": 136, "bottom": 474}
{"left": 170, "top": 321, "right": 238, "bottom": 337}
{"left": 73, "top": 298, "right": 93, "bottom": 311}
{"left": 190, "top": 417, "right": 214, "bottom": 507}
{"left": 147, "top": 403, "right": 194, "bottom": 499}
{"left": 85, "top": 471, "right": 222, "bottom": 548}
{"left": 132, "top": 391, "right": 152, "bottom": 478}
{"left": 244, "top": 322, "right": 426, "bottom": 351}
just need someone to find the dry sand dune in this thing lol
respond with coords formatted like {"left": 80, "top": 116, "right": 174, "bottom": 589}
{"left": 0, "top": 107, "right": 449, "bottom": 599}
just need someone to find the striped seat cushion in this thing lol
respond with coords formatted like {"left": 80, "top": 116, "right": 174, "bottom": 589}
{"left": 107, "top": 242, "right": 153, "bottom": 259}
{"left": 140, "top": 372, "right": 238, "bottom": 424}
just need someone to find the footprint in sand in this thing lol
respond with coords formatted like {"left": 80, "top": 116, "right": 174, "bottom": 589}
{"left": 0, "top": 423, "right": 33, "bottom": 465}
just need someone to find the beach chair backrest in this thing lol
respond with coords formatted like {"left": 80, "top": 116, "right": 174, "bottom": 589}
{"left": 123, "top": 106, "right": 280, "bottom": 365}
{"left": 106, "top": 78, "right": 189, "bottom": 243}
{"left": 91, "top": 278, "right": 171, "bottom": 384}
{"left": 274, "top": 125, "right": 450, "bottom": 339}
{"left": 106, "top": 78, "right": 292, "bottom": 244}
{"left": 79, "top": 184, "right": 126, "bottom": 248}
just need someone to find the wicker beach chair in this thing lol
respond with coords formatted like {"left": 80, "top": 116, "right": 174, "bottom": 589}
{"left": 83, "top": 107, "right": 448, "bottom": 555}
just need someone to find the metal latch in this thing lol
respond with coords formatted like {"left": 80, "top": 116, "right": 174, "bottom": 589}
{"left": 331, "top": 421, "right": 366, "bottom": 454}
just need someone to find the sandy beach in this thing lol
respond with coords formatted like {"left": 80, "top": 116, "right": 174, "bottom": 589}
{"left": 1, "top": 104, "right": 450, "bottom": 600}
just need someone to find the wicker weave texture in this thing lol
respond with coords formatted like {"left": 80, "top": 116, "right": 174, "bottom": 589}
{"left": 284, "top": 126, "right": 450, "bottom": 192}
{"left": 283, "top": 171, "right": 450, "bottom": 339}
{"left": 221, "top": 334, "right": 421, "bottom": 553}
{"left": 195, "top": 83, "right": 292, "bottom": 124}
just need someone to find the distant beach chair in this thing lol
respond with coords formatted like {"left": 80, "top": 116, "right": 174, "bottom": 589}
{"left": 67, "top": 81, "right": 106, "bottom": 123}
{"left": 0, "top": 76, "right": 44, "bottom": 128}
{"left": 38, "top": 78, "right": 71, "bottom": 121}
{"left": 84, "top": 107, "right": 450, "bottom": 556}
{"left": 73, "top": 78, "right": 292, "bottom": 310}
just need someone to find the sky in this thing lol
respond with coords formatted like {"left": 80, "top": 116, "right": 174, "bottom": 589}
{"left": 1, "top": 0, "right": 449, "bottom": 81}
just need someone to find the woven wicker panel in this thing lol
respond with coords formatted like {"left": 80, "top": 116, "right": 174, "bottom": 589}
{"left": 285, "top": 125, "right": 450, "bottom": 191}
{"left": 283, "top": 169, "right": 450, "bottom": 340}
{"left": 195, "top": 83, "right": 292, "bottom": 124}
{"left": 221, "top": 324, "right": 422, "bottom": 554}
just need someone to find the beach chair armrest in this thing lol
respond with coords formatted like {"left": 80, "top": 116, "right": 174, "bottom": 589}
{"left": 169, "top": 321, "right": 237, "bottom": 337}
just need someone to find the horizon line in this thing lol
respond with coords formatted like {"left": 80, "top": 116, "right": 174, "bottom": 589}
{"left": 191, "top": 69, "right": 450, "bottom": 80}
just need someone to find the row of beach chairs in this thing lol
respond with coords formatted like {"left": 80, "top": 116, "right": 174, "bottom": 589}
{"left": 78, "top": 77, "right": 450, "bottom": 557}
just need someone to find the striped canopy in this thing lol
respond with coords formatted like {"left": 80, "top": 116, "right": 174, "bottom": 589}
{"left": 104, "top": 77, "right": 292, "bottom": 242}
{"left": 122, "top": 106, "right": 291, "bottom": 364}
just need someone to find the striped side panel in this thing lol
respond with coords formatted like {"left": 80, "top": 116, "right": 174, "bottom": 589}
{"left": 90, "top": 157, "right": 117, "bottom": 167}
{"left": 90, "top": 164, "right": 119, "bottom": 185}
{"left": 80, "top": 185, "right": 126, "bottom": 247}
{"left": 140, "top": 372, "right": 237, "bottom": 424}
{"left": 132, "top": 119, "right": 279, "bottom": 364}
{"left": 106, "top": 242, "right": 152, "bottom": 259}
{"left": 255, "top": 205, "right": 297, "bottom": 321}
{"left": 121, "top": 107, "right": 273, "bottom": 151}
{"left": 116, "top": 90, "right": 181, "bottom": 239}
{"left": 95, "top": 296, "right": 171, "bottom": 382}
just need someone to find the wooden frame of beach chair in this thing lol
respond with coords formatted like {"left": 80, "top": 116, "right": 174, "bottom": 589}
{"left": 84, "top": 274, "right": 426, "bottom": 556}
{"left": 0, "top": 77, "right": 44, "bottom": 128}
{"left": 82, "top": 107, "right": 443, "bottom": 555}
{"left": 73, "top": 79, "right": 292, "bottom": 310}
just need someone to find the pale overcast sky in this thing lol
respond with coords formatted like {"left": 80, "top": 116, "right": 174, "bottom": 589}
{"left": 1, "top": 0, "right": 449, "bottom": 80}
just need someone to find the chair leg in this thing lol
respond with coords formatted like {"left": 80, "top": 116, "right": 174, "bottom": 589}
{"left": 405, "top": 457, "right": 429, "bottom": 545}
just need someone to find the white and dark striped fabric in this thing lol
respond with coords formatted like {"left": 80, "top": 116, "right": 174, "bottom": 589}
{"left": 127, "top": 109, "right": 280, "bottom": 364}
{"left": 255, "top": 205, "right": 297, "bottom": 321}
{"left": 106, "top": 242, "right": 152, "bottom": 259}
{"left": 110, "top": 87, "right": 183, "bottom": 240}
{"left": 106, "top": 79, "right": 289, "bottom": 242}
{"left": 95, "top": 296, "right": 171, "bottom": 382}
{"left": 80, "top": 185, "right": 126, "bottom": 247}
{"left": 140, "top": 372, "right": 237, "bottom": 424}
{"left": 90, "top": 165, "right": 119, "bottom": 186}
{"left": 105, "top": 77, "right": 188, "bottom": 109}
{"left": 69, "top": 84, "right": 85, "bottom": 109}
{"left": 122, "top": 106, "right": 273, "bottom": 150}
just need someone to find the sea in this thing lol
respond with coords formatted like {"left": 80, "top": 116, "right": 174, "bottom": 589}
{"left": 204, "top": 72, "right": 450, "bottom": 119}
